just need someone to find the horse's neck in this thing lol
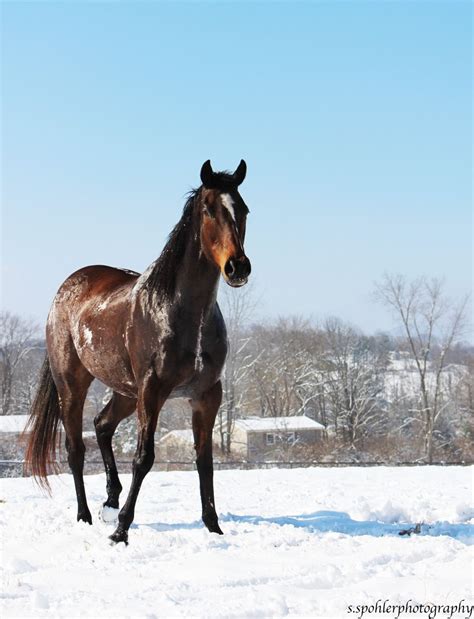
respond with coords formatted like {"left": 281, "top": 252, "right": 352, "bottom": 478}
{"left": 174, "top": 232, "right": 220, "bottom": 319}
{"left": 140, "top": 225, "right": 219, "bottom": 327}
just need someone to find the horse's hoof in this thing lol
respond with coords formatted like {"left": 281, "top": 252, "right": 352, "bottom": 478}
{"left": 109, "top": 528, "right": 128, "bottom": 545}
{"left": 99, "top": 505, "right": 119, "bottom": 523}
{"left": 104, "top": 497, "right": 120, "bottom": 509}
{"left": 211, "top": 524, "right": 224, "bottom": 535}
{"left": 203, "top": 514, "right": 223, "bottom": 535}
{"left": 77, "top": 511, "right": 93, "bottom": 525}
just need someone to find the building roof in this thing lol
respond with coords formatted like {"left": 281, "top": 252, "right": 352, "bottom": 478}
{"left": 0, "top": 415, "right": 30, "bottom": 433}
{"left": 234, "top": 416, "right": 324, "bottom": 432}
{"left": 159, "top": 429, "right": 195, "bottom": 445}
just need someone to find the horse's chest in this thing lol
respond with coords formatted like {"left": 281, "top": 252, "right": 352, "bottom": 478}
{"left": 163, "top": 330, "right": 208, "bottom": 378}
{"left": 160, "top": 329, "right": 225, "bottom": 398}
{"left": 132, "top": 301, "right": 227, "bottom": 394}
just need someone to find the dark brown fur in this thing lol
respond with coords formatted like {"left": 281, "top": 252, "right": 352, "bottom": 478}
{"left": 25, "top": 161, "right": 251, "bottom": 543}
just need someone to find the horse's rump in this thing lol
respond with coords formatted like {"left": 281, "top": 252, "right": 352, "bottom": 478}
{"left": 47, "top": 265, "right": 139, "bottom": 396}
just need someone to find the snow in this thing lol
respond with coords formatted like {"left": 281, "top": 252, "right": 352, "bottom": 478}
{"left": 1, "top": 466, "right": 472, "bottom": 618}
{"left": 384, "top": 353, "right": 467, "bottom": 402}
{"left": 235, "top": 416, "right": 324, "bottom": 432}
{"left": 0, "top": 415, "right": 29, "bottom": 434}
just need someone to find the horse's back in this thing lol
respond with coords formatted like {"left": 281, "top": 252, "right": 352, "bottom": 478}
{"left": 60, "top": 265, "right": 139, "bottom": 296}
{"left": 49, "top": 265, "right": 139, "bottom": 325}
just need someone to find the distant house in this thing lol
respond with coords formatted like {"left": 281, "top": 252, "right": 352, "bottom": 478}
{"left": 0, "top": 414, "right": 30, "bottom": 435}
{"left": 0, "top": 415, "right": 30, "bottom": 453}
{"left": 0, "top": 415, "right": 30, "bottom": 476}
{"left": 229, "top": 416, "right": 325, "bottom": 461}
{"left": 158, "top": 429, "right": 196, "bottom": 461}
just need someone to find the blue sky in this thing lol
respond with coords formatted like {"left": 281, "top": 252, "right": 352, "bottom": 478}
{"left": 2, "top": 1, "right": 472, "bottom": 336}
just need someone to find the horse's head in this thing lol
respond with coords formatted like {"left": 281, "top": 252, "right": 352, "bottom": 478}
{"left": 198, "top": 159, "right": 251, "bottom": 288}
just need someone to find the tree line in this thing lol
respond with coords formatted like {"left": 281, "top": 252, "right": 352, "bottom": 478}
{"left": 1, "top": 274, "right": 472, "bottom": 465}
{"left": 219, "top": 274, "right": 472, "bottom": 464}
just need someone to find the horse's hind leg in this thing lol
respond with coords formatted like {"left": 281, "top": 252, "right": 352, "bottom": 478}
{"left": 190, "top": 380, "right": 223, "bottom": 535}
{"left": 52, "top": 350, "right": 94, "bottom": 524}
{"left": 94, "top": 392, "right": 136, "bottom": 510}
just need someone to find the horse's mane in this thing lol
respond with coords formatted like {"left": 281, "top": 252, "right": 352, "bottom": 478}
{"left": 143, "top": 190, "right": 198, "bottom": 298}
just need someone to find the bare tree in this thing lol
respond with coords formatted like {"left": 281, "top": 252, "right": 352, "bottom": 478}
{"left": 251, "top": 317, "right": 322, "bottom": 418}
{"left": 218, "top": 284, "right": 259, "bottom": 455}
{"left": 319, "top": 318, "right": 387, "bottom": 448}
{"left": 11, "top": 347, "right": 44, "bottom": 415}
{"left": 375, "top": 274, "right": 469, "bottom": 463}
{"left": 0, "top": 311, "right": 39, "bottom": 415}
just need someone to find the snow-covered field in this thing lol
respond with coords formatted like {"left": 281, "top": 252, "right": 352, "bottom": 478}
{"left": 1, "top": 466, "right": 473, "bottom": 618}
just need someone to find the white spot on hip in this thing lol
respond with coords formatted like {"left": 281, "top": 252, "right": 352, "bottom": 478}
{"left": 83, "top": 326, "right": 93, "bottom": 345}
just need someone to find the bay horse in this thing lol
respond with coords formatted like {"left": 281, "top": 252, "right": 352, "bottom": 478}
{"left": 25, "top": 160, "right": 251, "bottom": 544}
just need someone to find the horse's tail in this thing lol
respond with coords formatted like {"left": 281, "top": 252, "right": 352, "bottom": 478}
{"left": 24, "top": 355, "right": 61, "bottom": 492}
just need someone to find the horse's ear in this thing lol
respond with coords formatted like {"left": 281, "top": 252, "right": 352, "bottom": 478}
{"left": 200, "top": 160, "right": 214, "bottom": 187}
{"left": 232, "top": 159, "right": 247, "bottom": 186}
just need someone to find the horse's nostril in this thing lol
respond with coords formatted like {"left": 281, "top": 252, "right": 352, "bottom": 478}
{"left": 224, "top": 259, "right": 236, "bottom": 278}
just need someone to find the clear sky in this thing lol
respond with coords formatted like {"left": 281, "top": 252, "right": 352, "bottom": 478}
{"left": 1, "top": 1, "right": 472, "bottom": 336}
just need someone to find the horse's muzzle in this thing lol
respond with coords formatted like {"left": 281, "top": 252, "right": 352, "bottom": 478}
{"left": 224, "top": 256, "right": 251, "bottom": 287}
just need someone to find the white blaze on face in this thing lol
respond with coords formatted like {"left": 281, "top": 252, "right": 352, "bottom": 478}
{"left": 221, "top": 193, "right": 236, "bottom": 222}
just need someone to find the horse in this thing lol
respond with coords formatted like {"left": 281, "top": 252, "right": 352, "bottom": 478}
{"left": 25, "top": 159, "right": 251, "bottom": 544}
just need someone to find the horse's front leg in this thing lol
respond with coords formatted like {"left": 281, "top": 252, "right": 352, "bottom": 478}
{"left": 109, "top": 371, "right": 169, "bottom": 544}
{"left": 190, "top": 380, "right": 223, "bottom": 535}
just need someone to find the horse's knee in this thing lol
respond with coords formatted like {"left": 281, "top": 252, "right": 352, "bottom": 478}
{"left": 133, "top": 449, "right": 155, "bottom": 475}
{"left": 195, "top": 432, "right": 213, "bottom": 462}
{"left": 93, "top": 412, "right": 103, "bottom": 431}
{"left": 94, "top": 418, "right": 115, "bottom": 441}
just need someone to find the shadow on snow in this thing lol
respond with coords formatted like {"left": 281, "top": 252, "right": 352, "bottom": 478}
{"left": 141, "top": 510, "right": 473, "bottom": 543}
{"left": 221, "top": 510, "right": 474, "bottom": 543}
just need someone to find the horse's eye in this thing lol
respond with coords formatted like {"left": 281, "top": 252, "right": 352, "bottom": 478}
{"left": 203, "top": 205, "right": 214, "bottom": 219}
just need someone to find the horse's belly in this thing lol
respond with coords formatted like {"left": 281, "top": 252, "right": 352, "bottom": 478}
{"left": 85, "top": 353, "right": 136, "bottom": 397}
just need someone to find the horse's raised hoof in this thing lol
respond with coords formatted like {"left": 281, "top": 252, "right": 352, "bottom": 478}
{"left": 99, "top": 504, "right": 119, "bottom": 524}
{"left": 104, "top": 497, "right": 120, "bottom": 509}
{"left": 109, "top": 528, "right": 128, "bottom": 545}
{"left": 203, "top": 514, "right": 223, "bottom": 535}
{"left": 77, "top": 510, "right": 93, "bottom": 525}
